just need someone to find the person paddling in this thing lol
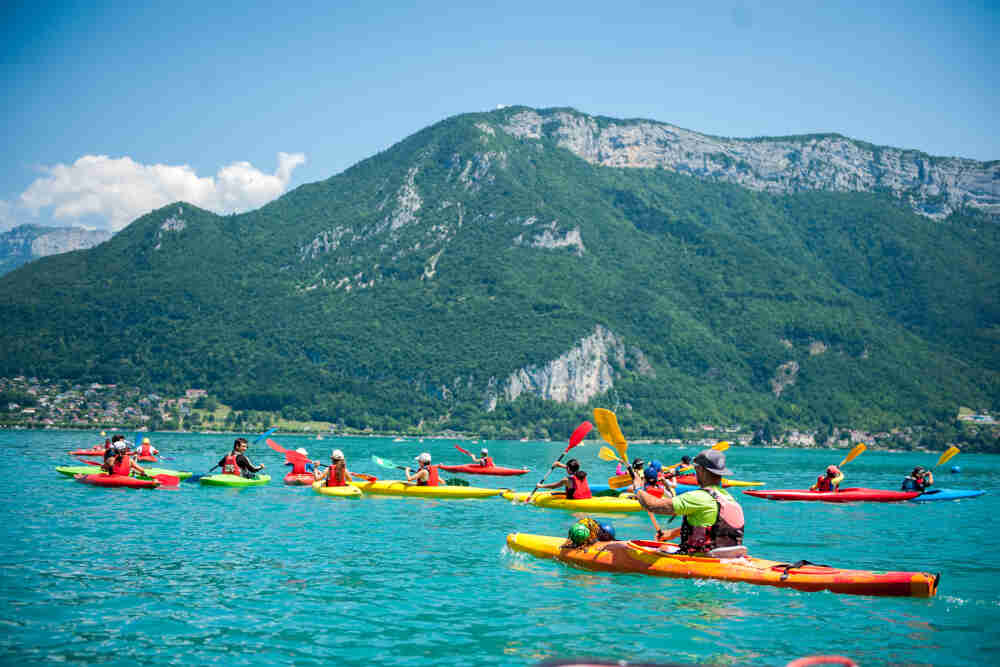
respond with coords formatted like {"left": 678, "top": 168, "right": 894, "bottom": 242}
{"left": 103, "top": 439, "right": 147, "bottom": 478}
{"left": 535, "top": 458, "right": 592, "bottom": 500}
{"left": 901, "top": 466, "right": 933, "bottom": 492}
{"left": 665, "top": 455, "right": 692, "bottom": 474}
{"left": 811, "top": 465, "right": 844, "bottom": 492}
{"left": 315, "top": 450, "right": 352, "bottom": 487}
{"left": 136, "top": 437, "right": 158, "bottom": 459}
{"left": 216, "top": 437, "right": 265, "bottom": 478}
{"left": 285, "top": 447, "right": 317, "bottom": 475}
{"left": 103, "top": 434, "right": 128, "bottom": 466}
{"left": 405, "top": 452, "right": 441, "bottom": 486}
{"left": 634, "top": 449, "right": 744, "bottom": 552}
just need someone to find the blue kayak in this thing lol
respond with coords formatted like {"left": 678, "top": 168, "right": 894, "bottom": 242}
{"left": 910, "top": 488, "right": 985, "bottom": 502}
{"left": 589, "top": 483, "right": 698, "bottom": 497}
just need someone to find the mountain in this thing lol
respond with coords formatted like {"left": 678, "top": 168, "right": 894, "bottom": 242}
{"left": 0, "top": 224, "right": 112, "bottom": 276}
{"left": 0, "top": 106, "right": 997, "bottom": 439}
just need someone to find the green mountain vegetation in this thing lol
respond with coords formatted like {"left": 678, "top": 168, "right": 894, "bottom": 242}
{"left": 0, "top": 107, "right": 997, "bottom": 445}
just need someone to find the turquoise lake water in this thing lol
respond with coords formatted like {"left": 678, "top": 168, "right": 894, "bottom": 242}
{"left": 1, "top": 430, "right": 998, "bottom": 666}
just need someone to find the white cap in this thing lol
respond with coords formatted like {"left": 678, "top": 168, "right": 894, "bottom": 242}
{"left": 416, "top": 452, "right": 431, "bottom": 464}
{"left": 480, "top": 448, "right": 489, "bottom": 455}
{"left": 331, "top": 449, "right": 344, "bottom": 460}
{"left": 295, "top": 447, "right": 308, "bottom": 456}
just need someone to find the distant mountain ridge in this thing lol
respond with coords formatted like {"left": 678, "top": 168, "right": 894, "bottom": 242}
{"left": 0, "top": 106, "right": 996, "bottom": 439}
{"left": 501, "top": 107, "right": 999, "bottom": 221}
{"left": 0, "top": 224, "right": 111, "bottom": 275}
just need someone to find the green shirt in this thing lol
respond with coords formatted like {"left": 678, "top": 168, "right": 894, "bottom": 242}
{"left": 670, "top": 486, "right": 735, "bottom": 527}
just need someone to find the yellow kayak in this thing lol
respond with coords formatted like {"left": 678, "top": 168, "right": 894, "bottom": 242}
{"left": 502, "top": 491, "right": 643, "bottom": 513}
{"left": 674, "top": 475, "right": 763, "bottom": 487}
{"left": 350, "top": 480, "right": 507, "bottom": 499}
{"left": 312, "top": 481, "right": 363, "bottom": 498}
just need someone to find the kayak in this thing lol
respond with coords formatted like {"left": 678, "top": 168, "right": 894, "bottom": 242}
{"left": 349, "top": 480, "right": 507, "bottom": 498}
{"left": 502, "top": 491, "right": 644, "bottom": 513}
{"left": 199, "top": 474, "right": 272, "bottom": 487}
{"left": 438, "top": 463, "right": 529, "bottom": 476}
{"left": 137, "top": 455, "right": 158, "bottom": 463}
{"left": 75, "top": 473, "right": 159, "bottom": 489}
{"left": 910, "top": 488, "right": 986, "bottom": 502}
{"left": 506, "top": 533, "right": 939, "bottom": 598}
{"left": 312, "top": 481, "right": 363, "bottom": 498}
{"left": 284, "top": 472, "right": 317, "bottom": 486}
{"left": 674, "top": 475, "right": 763, "bottom": 488}
{"left": 56, "top": 465, "right": 192, "bottom": 480}
{"left": 69, "top": 449, "right": 106, "bottom": 457}
{"left": 743, "top": 488, "right": 921, "bottom": 503}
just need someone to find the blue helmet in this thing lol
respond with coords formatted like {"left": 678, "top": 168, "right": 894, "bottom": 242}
{"left": 598, "top": 522, "right": 615, "bottom": 540}
{"left": 644, "top": 460, "right": 662, "bottom": 482}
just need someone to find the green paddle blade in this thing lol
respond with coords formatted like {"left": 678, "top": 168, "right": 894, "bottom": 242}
{"left": 372, "top": 455, "right": 403, "bottom": 470}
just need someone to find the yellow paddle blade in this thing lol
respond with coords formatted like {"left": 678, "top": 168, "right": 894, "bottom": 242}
{"left": 608, "top": 474, "right": 634, "bottom": 489}
{"left": 713, "top": 441, "right": 730, "bottom": 451}
{"left": 839, "top": 443, "right": 866, "bottom": 467}
{"left": 598, "top": 446, "right": 622, "bottom": 462}
{"left": 936, "top": 445, "right": 960, "bottom": 467}
{"left": 593, "top": 408, "right": 628, "bottom": 460}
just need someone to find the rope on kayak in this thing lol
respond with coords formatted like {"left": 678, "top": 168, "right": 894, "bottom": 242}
{"left": 776, "top": 560, "right": 831, "bottom": 581}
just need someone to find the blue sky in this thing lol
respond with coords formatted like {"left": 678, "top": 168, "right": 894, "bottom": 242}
{"left": 1, "top": 0, "right": 996, "bottom": 232}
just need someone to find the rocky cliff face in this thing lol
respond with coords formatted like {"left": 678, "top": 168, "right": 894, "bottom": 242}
{"left": 0, "top": 225, "right": 111, "bottom": 275}
{"left": 501, "top": 109, "right": 999, "bottom": 221}
{"left": 484, "top": 324, "right": 655, "bottom": 410}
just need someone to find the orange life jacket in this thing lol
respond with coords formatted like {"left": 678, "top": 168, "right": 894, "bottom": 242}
{"left": 326, "top": 463, "right": 347, "bottom": 487}
{"left": 112, "top": 453, "right": 132, "bottom": 477}
{"left": 417, "top": 465, "right": 440, "bottom": 487}
{"left": 567, "top": 473, "right": 592, "bottom": 500}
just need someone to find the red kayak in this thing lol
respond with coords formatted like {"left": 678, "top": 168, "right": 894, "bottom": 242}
{"left": 75, "top": 473, "right": 159, "bottom": 489}
{"left": 283, "top": 472, "right": 317, "bottom": 486}
{"left": 438, "top": 463, "right": 529, "bottom": 476}
{"left": 744, "top": 488, "right": 922, "bottom": 503}
{"left": 137, "top": 455, "right": 158, "bottom": 463}
{"left": 70, "top": 448, "right": 106, "bottom": 456}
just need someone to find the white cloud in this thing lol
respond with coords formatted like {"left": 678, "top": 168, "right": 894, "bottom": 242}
{"left": 16, "top": 152, "right": 306, "bottom": 232}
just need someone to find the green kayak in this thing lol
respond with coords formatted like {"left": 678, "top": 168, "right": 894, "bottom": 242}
{"left": 199, "top": 473, "right": 271, "bottom": 487}
{"left": 56, "top": 465, "right": 193, "bottom": 480}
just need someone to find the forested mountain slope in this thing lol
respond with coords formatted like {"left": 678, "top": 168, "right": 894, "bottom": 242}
{"left": 1, "top": 107, "right": 996, "bottom": 436}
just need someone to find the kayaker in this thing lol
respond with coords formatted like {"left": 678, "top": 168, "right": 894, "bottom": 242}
{"left": 285, "top": 447, "right": 316, "bottom": 475}
{"left": 536, "top": 458, "right": 592, "bottom": 499}
{"left": 315, "top": 450, "right": 352, "bottom": 486}
{"left": 634, "top": 449, "right": 744, "bottom": 552}
{"left": 104, "top": 441, "right": 147, "bottom": 478}
{"left": 216, "top": 438, "right": 266, "bottom": 478}
{"left": 901, "top": 466, "right": 934, "bottom": 492}
{"left": 640, "top": 461, "right": 672, "bottom": 498}
{"left": 405, "top": 452, "right": 441, "bottom": 486}
{"left": 811, "top": 465, "right": 844, "bottom": 492}
{"left": 666, "top": 455, "right": 692, "bottom": 474}
{"left": 136, "top": 437, "right": 158, "bottom": 459}
{"left": 475, "top": 448, "right": 494, "bottom": 467}
{"left": 103, "top": 435, "right": 128, "bottom": 466}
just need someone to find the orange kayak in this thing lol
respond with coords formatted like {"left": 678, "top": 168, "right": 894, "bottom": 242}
{"left": 506, "top": 533, "right": 938, "bottom": 598}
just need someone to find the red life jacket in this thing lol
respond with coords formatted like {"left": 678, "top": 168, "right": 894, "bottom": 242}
{"left": 326, "top": 463, "right": 347, "bottom": 487}
{"left": 138, "top": 443, "right": 155, "bottom": 456}
{"left": 290, "top": 459, "right": 308, "bottom": 474}
{"left": 679, "top": 487, "right": 745, "bottom": 553}
{"left": 417, "top": 465, "right": 440, "bottom": 486}
{"left": 479, "top": 457, "right": 494, "bottom": 467}
{"left": 222, "top": 453, "right": 241, "bottom": 476}
{"left": 815, "top": 475, "right": 834, "bottom": 492}
{"left": 567, "top": 473, "right": 592, "bottom": 500}
{"left": 112, "top": 453, "right": 132, "bottom": 477}
{"left": 643, "top": 483, "right": 665, "bottom": 498}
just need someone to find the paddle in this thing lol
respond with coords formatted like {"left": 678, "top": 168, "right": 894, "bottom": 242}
{"left": 187, "top": 429, "right": 275, "bottom": 483}
{"left": 838, "top": 443, "right": 867, "bottom": 467}
{"left": 525, "top": 420, "right": 593, "bottom": 503}
{"left": 455, "top": 444, "right": 475, "bottom": 459}
{"left": 594, "top": 408, "right": 670, "bottom": 538}
{"left": 253, "top": 427, "right": 277, "bottom": 443}
{"left": 935, "top": 445, "right": 960, "bottom": 467}
{"left": 598, "top": 446, "right": 622, "bottom": 463}
{"left": 372, "top": 455, "right": 408, "bottom": 471}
